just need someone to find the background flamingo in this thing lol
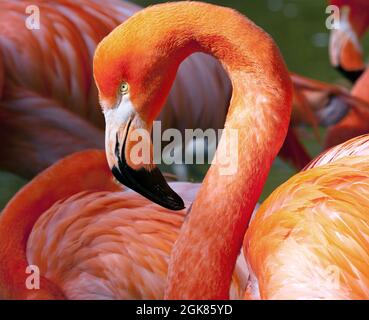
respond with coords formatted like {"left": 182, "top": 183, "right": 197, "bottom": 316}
{"left": 329, "top": 0, "right": 369, "bottom": 81}
{"left": 1, "top": 0, "right": 291, "bottom": 299}
{"left": 0, "top": 0, "right": 355, "bottom": 213}
{"left": 2, "top": 1, "right": 369, "bottom": 301}
{"left": 0, "top": 0, "right": 352, "bottom": 180}
{"left": 0, "top": 0, "right": 230, "bottom": 179}
{"left": 244, "top": 133, "right": 369, "bottom": 299}
{"left": 324, "top": 67, "right": 369, "bottom": 148}
{"left": 323, "top": 0, "right": 369, "bottom": 151}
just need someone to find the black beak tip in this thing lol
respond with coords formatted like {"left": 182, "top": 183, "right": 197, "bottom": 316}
{"left": 163, "top": 195, "right": 185, "bottom": 211}
{"left": 112, "top": 120, "right": 185, "bottom": 211}
{"left": 335, "top": 65, "right": 364, "bottom": 83}
{"left": 111, "top": 165, "right": 185, "bottom": 211}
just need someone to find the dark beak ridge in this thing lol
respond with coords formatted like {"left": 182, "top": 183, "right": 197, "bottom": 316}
{"left": 335, "top": 65, "right": 364, "bottom": 83}
{"left": 112, "top": 126, "right": 185, "bottom": 211}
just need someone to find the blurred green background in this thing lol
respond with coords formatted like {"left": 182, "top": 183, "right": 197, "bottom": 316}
{"left": 0, "top": 0, "right": 368, "bottom": 210}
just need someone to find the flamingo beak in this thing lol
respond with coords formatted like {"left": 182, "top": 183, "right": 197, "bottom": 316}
{"left": 103, "top": 96, "right": 185, "bottom": 211}
{"left": 329, "top": 7, "right": 365, "bottom": 82}
{"left": 334, "top": 65, "right": 364, "bottom": 83}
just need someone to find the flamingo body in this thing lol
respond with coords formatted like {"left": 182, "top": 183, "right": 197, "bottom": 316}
{"left": 0, "top": 0, "right": 351, "bottom": 178}
{"left": 329, "top": 0, "right": 369, "bottom": 79}
{"left": 3, "top": 1, "right": 369, "bottom": 301}
{"left": 325, "top": 68, "right": 369, "bottom": 148}
{"left": 245, "top": 135, "right": 369, "bottom": 299}
{"left": 25, "top": 180, "right": 246, "bottom": 299}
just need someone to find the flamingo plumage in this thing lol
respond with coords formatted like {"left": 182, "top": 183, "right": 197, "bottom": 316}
{"left": 2, "top": 1, "right": 369, "bottom": 300}
{"left": 0, "top": 0, "right": 350, "bottom": 179}
{"left": 325, "top": 0, "right": 369, "bottom": 148}
{"left": 329, "top": 0, "right": 369, "bottom": 81}
{"left": 245, "top": 134, "right": 369, "bottom": 299}
{"left": 0, "top": 0, "right": 230, "bottom": 178}
{"left": 0, "top": 1, "right": 286, "bottom": 299}
{"left": 276, "top": 72, "right": 366, "bottom": 170}
{"left": 324, "top": 68, "right": 369, "bottom": 148}
{"left": 0, "top": 149, "right": 248, "bottom": 299}
{"left": 91, "top": 2, "right": 369, "bottom": 300}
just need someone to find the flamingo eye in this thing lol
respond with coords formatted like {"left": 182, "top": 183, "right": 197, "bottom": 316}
{"left": 119, "top": 82, "right": 129, "bottom": 95}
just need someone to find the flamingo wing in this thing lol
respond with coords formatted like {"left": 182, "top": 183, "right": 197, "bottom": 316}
{"left": 0, "top": 89, "right": 104, "bottom": 178}
{"left": 26, "top": 181, "right": 246, "bottom": 299}
{"left": 0, "top": 0, "right": 233, "bottom": 178}
{"left": 245, "top": 134, "right": 369, "bottom": 299}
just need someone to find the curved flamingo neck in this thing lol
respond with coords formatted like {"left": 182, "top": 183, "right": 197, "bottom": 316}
{"left": 0, "top": 150, "right": 120, "bottom": 299}
{"left": 122, "top": 2, "right": 293, "bottom": 299}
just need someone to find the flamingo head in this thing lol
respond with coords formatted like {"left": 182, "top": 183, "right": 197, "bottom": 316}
{"left": 93, "top": 14, "right": 185, "bottom": 211}
{"left": 329, "top": 0, "right": 369, "bottom": 82}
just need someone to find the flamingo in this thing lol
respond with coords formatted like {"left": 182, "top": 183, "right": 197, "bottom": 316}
{"left": 279, "top": 73, "right": 355, "bottom": 170}
{"left": 0, "top": 0, "right": 230, "bottom": 178}
{"left": 2, "top": 1, "right": 369, "bottom": 300}
{"left": 0, "top": 0, "right": 350, "bottom": 179}
{"left": 86, "top": 1, "right": 369, "bottom": 300}
{"left": 290, "top": 72, "right": 354, "bottom": 127}
{"left": 324, "top": 67, "right": 369, "bottom": 148}
{"left": 0, "top": 150, "right": 248, "bottom": 299}
{"left": 325, "top": 0, "right": 369, "bottom": 148}
{"left": 0, "top": 1, "right": 284, "bottom": 300}
{"left": 277, "top": 72, "right": 364, "bottom": 170}
{"left": 329, "top": 0, "right": 369, "bottom": 81}
{"left": 242, "top": 133, "right": 369, "bottom": 299}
